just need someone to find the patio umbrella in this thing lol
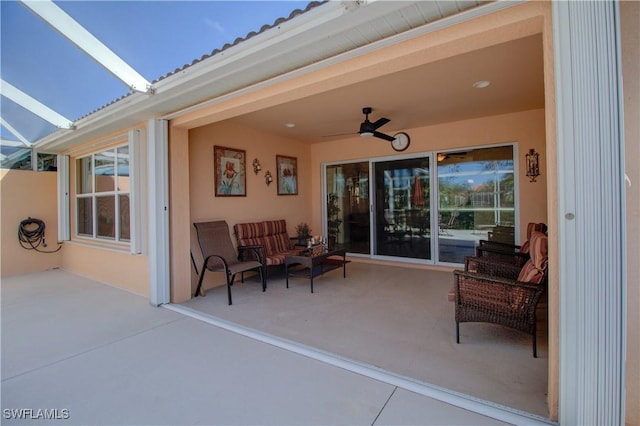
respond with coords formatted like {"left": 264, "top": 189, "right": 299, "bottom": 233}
{"left": 412, "top": 175, "right": 424, "bottom": 207}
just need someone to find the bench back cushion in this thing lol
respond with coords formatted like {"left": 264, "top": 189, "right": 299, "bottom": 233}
{"left": 234, "top": 220, "right": 292, "bottom": 257}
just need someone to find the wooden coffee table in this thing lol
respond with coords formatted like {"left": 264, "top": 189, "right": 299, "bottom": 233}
{"left": 285, "top": 246, "right": 347, "bottom": 293}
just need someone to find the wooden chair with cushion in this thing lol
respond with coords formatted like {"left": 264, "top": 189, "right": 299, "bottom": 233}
{"left": 193, "top": 220, "right": 266, "bottom": 305}
{"left": 453, "top": 230, "right": 548, "bottom": 357}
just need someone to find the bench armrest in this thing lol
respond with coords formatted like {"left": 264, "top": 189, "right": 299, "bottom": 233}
{"left": 238, "top": 244, "right": 265, "bottom": 264}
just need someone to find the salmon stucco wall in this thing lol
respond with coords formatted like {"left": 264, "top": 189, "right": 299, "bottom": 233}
{"left": 61, "top": 242, "right": 149, "bottom": 297}
{"left": 1, "top": 169, "right": 62, "bottom": 276}
{"left": 186, "top": 121, "right": 312, "bottom": 294}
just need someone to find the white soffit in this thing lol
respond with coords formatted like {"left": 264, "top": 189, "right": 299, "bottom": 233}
{"left": 0, "top": 80, "right": 73, "bottom": 132}
{"left": 20, "top": 0, "right": 153, "bottom": 94}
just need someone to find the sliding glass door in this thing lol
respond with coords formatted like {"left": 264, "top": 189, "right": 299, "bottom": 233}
{"left": 373, "top": 157, "right": 430, "bottom": 260}
{"left": 436, "top": 146, "right": 515, "bottom": 264}
{"left": 324, "top": 144, "right": 515, "bottom": 265}
{"left": 325, "top": 162, "right": 370, "bottom": 254}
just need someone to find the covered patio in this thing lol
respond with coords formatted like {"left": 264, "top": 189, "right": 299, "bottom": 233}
{"left": 181, "top": 260, "right": 549, "bottom": 418}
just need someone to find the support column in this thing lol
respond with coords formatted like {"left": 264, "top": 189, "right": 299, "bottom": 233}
{"left": 168, "top": 125, "right": 192, "bottom": 303}
{"left": 148, "top": 119, "right": 170, "bottom": 306}
{"left": 553, "top": 2, "right": 626, "bottom": 424}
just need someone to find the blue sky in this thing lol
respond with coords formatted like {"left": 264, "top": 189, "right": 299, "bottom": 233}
{"left": 0, "top": 1, "right": 310, "bottom": 143}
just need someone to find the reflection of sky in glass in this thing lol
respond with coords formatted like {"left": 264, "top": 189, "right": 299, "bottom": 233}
{"left": 384, "top": 168, "right": 429, "bottom": 188}
{"left": 95, "top": 149, "right": 130, "bottom": 176}
{"left": 438, "top": 161, "right": 513, "bottom": 188}
{"left": 94, "top": 164, "right": 129, "bottom": 176}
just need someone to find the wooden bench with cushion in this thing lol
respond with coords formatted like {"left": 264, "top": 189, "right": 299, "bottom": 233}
{"left": 234, "top": 219, "right": 299, "bottom": 279}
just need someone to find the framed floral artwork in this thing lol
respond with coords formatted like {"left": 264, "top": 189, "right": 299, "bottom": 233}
{"left": 276, "top": 155, "right": 298, "bottom": 195}
{"left": 214, "top": 146, "right": 246, "bottom": 196}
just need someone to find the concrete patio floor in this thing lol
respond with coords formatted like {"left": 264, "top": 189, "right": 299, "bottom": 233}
{"left": 2, "top": 269, "right": 552, "bottom": 425}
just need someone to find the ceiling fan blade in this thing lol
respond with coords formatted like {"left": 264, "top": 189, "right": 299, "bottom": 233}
{"left": 373, "top": 131, "right": 395, "bottom": 142}
{"left": 371, "top": 117, "right": 390, "bottom": 130}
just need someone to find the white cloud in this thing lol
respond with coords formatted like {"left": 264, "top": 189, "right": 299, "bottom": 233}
{"left": 203, "top": 17, "right": 225, "bottom": 35}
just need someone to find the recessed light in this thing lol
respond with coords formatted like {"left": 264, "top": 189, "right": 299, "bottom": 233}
{"left": 285, "top": 123, "right": 295, "bottom": 128}
{"left": 472, "top": 80, "right": 491, "bottom": 89}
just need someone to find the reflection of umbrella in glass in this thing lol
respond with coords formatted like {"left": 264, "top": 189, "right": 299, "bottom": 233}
{"left": 412, "top": 175, "right": 424, "bottom": 207}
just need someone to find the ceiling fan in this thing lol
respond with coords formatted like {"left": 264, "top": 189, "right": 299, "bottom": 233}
{"left": 358, "top": 107, "right": 395, "bottom": 141}
{"left": 323, "top": 107, "right": 395, "bottom": 141}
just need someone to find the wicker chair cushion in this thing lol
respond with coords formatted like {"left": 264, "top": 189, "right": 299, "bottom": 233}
{"left": 520, "top": 223, "right": 547, "bottom": 254}
{"left": 517, "top": 231, "right": 548, "bottom": 284}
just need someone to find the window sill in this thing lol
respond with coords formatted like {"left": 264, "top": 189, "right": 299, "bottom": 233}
{"left": 68, "top": 237, "right": 132, "bottom": 254}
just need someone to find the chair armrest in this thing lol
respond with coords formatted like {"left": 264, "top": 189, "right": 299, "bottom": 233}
{"left": 238, "top": 244, "right": 265, "bottom": 264}
{"left": 239, "top": 244, "right": 262, "bottom": 249}
{"left": 475, "top": 245, "right": 529, "bottom": 267}
{"left": 289, "top": 236, "right": 300, "bottom": 249}
{"left": 476, "top": 246, "right": 529, "bottom": 258}
{"left": 203, "top": 254, "right": 229, "bottom": 272}
{"left": 453, "top": 269, "right": 544, "bottom": 310}
{"left": 478, "top": 239, "right": 522, "bottom": 252}
{"left": 463, "top": 256, "right": 522, "bottom": 279}
{"left": 455, "top": 269, "right": 542, "bottom": 290}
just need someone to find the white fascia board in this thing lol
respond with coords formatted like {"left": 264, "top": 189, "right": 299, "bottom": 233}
{"left": 1, "top": 79, "right": 74, "bottom": 131}
{"left": 20, "top": 0, "right": 152, "bottom": 93}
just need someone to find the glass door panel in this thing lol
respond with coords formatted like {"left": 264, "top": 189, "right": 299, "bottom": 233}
{"left": 437, "top": 146, "right": 515, "bottom": 264}
{"left": 325, "top": 162, "right": 370, "bottom": 254}
{"left": 373, "top": 157, "right": 430, "bottom": 260}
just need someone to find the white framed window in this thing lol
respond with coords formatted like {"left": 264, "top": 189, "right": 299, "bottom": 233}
{"left": 75, "top": 144, "right": 130, "bottom": 243}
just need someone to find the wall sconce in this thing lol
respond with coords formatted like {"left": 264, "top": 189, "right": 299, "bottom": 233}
{"left": 526, "top": 149, "right": 540, "bottom": 182}
{"left": 264, "top": 170, "right": 273, "bottom": 186}
{"left": 252, "top": 158, "right": 262, "bottom": 175}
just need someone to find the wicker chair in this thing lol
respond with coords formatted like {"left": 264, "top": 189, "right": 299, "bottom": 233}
{"left": 453, "top": 231, "right": 548, "bottom": 357}
{"left": 193, "top": 220, "right": 265, "bottom": 305}
{"left": 475, "top": 222, "right": 547, "bottom": 267}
